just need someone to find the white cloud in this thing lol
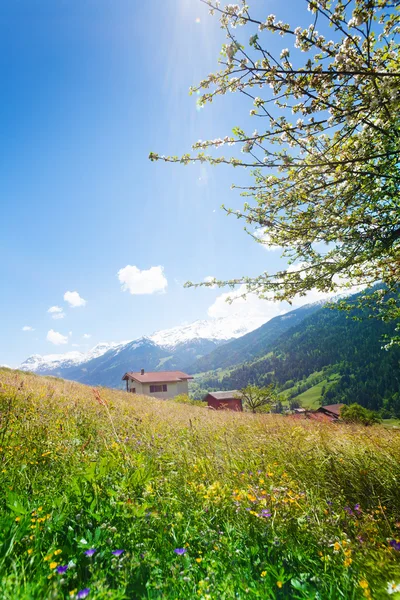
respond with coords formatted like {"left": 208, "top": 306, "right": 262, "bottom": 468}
{"left": 118, "top": 265, "right": 168, "bottom": 295}
{"left": 46, "top": 329, "right": 68, "bottom": 345}
{"left": 22, "top": 326, "right": 34, "bottom": 331}
{"left": 64, "top": 291, "right": 87, "bottom": 308}
{"left": 207, "top": 277, "right": 362, "bottom": 330}
{"left": 48, "top": 305, "right": 65, "bottom": 320}
{"left": 83, "top": 333, "right": 91, "bottom": 339}
{"left": 204, "top": 276, "right": 217, "bottom": 289}
{"left": 253, "top": 229, "right": 282, "bottom": 251}
{"left": 208, "top": 284, "right": 284, "bottom": 325}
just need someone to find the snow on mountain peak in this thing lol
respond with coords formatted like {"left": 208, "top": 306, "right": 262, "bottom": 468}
{"left": 20, "top": 342, "right": 122, "bottom": 372}
{"left": 150, "top": 315, "right": 266, "bottom": 348}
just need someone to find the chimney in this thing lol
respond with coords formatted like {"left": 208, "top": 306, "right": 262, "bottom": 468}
{"left": 141, "top": 368, "right": 145, "bottom": 375}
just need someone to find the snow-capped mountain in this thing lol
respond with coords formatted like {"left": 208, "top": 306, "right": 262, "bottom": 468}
{"left": 19, "top": 342, "right": 123, "bottom": 374}
{"left": 20, "top": 315, "right": 264, "bottom": 375}
{"left": 18, "top": 314, "right": 269, "bottom": 388}
{"left": 149, "top": 315, "right": 264, "bottom": 347}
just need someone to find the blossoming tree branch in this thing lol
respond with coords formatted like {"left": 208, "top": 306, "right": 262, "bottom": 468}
{"left": 150, "top": 0, "right": 400, "bottom": 339}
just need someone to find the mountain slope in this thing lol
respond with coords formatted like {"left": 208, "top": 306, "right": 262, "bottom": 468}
{"left": 187, "top": 303, "right": 323, "bottom": 374}
{"left": 19, "top": 316, "right": 261, "bottom": 388}
{"left": 201, "top": 299, "right": 400, "bottom": 415}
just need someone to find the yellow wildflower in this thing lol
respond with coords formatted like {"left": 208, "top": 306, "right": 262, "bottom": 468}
{"left": 261, "top": 571, "right": 266, "bottom": 578}
{"left": 15, "top": 517, "right": 21, "bottom": 522}
{"left": 27, "top": 549, "right": 33, "bottom": 555}
{"left": 344, "top": 558, "right": 352, "bottom": 568}
{"left": 196, "top": 557, "right": 202, "bottom": 563}
{"left": 277, "top": 581, "right": 283, "bottom": 588}
{"left": 359, "top": 580, "right": 369, "bottom": 590}
{"left": 49, "top": 562, "right": 58, "bottom": 569}
{"left": 54, "top": 549, "right": 62, "bottom": 556}
{"left": 333, "top": 542, "right": 341, "bottom": 552}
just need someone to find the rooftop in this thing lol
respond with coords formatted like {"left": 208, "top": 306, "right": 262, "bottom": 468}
{"left": 206, "top": 390, "right": 241, "bottom": 401}
{"left": 317, "top": 403, "right": 345, "bottom": 416}
{"left": 122, "top": 370, "right": 193, "bottom": 383}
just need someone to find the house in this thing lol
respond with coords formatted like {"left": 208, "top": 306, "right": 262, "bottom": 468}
{"left": 314, "top": 403, "right": 345, "bottom": 420}
{"left": 122, "top": 369, "right": 193, "bottom": 399}
{"left": 204, "top": 391, "right": 243, "bottom": 412}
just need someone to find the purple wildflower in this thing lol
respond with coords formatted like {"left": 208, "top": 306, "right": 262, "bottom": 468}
{"left": 327, "top": 501, "right": 333, "bottom": 506}
{"left": 260, "top": 509, "right": 271, "bottom": 518}
{"left": 56, "top": 565, "right": 68, "bottom": 574}
{"left": 174, "top": 548, "right": 186, "bottom": 555}
{"left": 112, "top": 549, "right": 124, "bottom": 556}
{"left": 354, "top": 504, "right": 362, "bottom": 512}
{"left": 84, "top": 548, "right": 96, "bottom": 557}
{"left": 389, "top": 539, "right": 400, "bottom": 551}
{"left": 77, "top": 590, "right": 90, "bottom": 599}
{"left": 344, "top": 506, "right": 354, "bottom": 516}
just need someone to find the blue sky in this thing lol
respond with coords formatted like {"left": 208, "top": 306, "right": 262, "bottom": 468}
{"left": 0, "top": 0, "right": 319, "bottom": 366}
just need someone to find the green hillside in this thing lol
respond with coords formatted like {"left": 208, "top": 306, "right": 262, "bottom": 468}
{"left": 188, "top": 303, "right": 322, "bottom": 374}
{"left": 199, "top": 299, "right": 400, "bottom": 417}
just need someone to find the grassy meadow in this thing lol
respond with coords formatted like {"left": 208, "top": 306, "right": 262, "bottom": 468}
{"left": 0, "top": 368, "right": 400, "bottom": 599}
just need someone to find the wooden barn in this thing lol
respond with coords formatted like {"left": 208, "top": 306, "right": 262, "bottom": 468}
{"left": 204, "top": 391, "right": 243, "bottom": 412}
{"left": 315, "top": 403, "right": 345, "bottom": 420}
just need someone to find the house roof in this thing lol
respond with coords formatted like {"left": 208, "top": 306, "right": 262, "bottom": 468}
{"left": 122, "top": 370, "right": 193, "bottom": 383}
{"left": 316, "top": 403, "right": 345, "bottom": 416}
{"left": 206, "top": 391, "right": 241, "bottom": 401}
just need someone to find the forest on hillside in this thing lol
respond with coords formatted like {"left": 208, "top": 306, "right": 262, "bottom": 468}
{"left": 199, "top": 305, "right": 400, "bottom": 417}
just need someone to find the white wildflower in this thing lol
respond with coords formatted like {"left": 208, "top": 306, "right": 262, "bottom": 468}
{"left": 387, "top": 582, "right": 400, "bottom": 595}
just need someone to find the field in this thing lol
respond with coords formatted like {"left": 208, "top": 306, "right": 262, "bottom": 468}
{"left": 0, "top": 369, "right": 399, "bottom": 599}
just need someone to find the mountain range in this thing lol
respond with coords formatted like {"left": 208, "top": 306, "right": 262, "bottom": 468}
{"left": 19, "top": 294, "right": 400, "bottom": 416}
{"left": 19, "top": 316, "right": 267, "bottom": 388}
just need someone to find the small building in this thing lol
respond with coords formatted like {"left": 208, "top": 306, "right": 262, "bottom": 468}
{"left": 204, "top": 391, "right": 243, "bottom": 412}
{"left": 315, "top": 403, "right": 345, "bottom": 420}
{"left": 122, "top": 369, "right": 193, "bottom": 399}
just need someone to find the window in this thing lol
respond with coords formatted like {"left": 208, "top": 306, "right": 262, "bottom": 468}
{"left": 130, "top": 388, "right": 136, "bottom": 394}
{"left": 150, "top": 384, "right": 168, "bottom": 393}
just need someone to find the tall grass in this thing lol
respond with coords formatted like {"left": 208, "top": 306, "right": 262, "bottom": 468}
{"left": 0, "top": 368, "right": 399, "bottom": 599}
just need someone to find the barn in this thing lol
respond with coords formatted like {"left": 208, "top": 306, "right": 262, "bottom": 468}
{"left": 204, "top": 391, "right": 243, "bottom": 412}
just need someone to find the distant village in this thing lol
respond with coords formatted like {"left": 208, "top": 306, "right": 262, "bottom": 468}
{"left": 122, "top": 369, "right": 344, "bottom": 422}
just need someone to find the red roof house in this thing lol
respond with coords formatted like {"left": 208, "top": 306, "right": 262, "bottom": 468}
{"left": 122, "top": 369, "right": 193, "bottom": 399}
{"left": 204, "top": 391, "right": 243, "bottom": 412}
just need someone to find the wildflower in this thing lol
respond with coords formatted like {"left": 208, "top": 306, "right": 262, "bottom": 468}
{"left": 15, "top": 517, "right": 21, "bottom": 522}
{"left": 84, "top": 548, "right": 96, "bottom": 557}
{"left": 261, "top": 571, "right": 266, "bottom": 577}
{"left": 174, "top": 548, "right": 186, "bottom": 555}
{"left": 259, "top": 510, "right": 271, "bottom": 518}
{"left": 344, "top": 558, "right": 352, "bottom": 567}
{"left": 27, "top": 549, "right": 33, "bottom": 555}
{"left": 359, "top": 580, "right": 369, "bottom": 590}
{"left": 54, "top": 549, "right": 62, "bottom": 555}
{"left": 49, "top": 562, "right": 58, "bottom": 569}
{"left": 77, "top": 590, "right": 90, "bottom": 599}
{"left": 333, "top": 542, "right": 341, "bottom": 552}
{"left": 56, "top": 565, "right": 68, "bottom": 574}
{"left": 112, "top": 549, "right": 124, "bottom": 556}
{"left": 389, "top": 539, "right": 400, "bottom": 551}
{"left": 196, "top": 557, "right": 202, "bottom": 563}
{"left": 387, "top": 582, "right": 400, "bottom": 594}
{"left": 277, "top": 581, "right": 283, "bottom": 588}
